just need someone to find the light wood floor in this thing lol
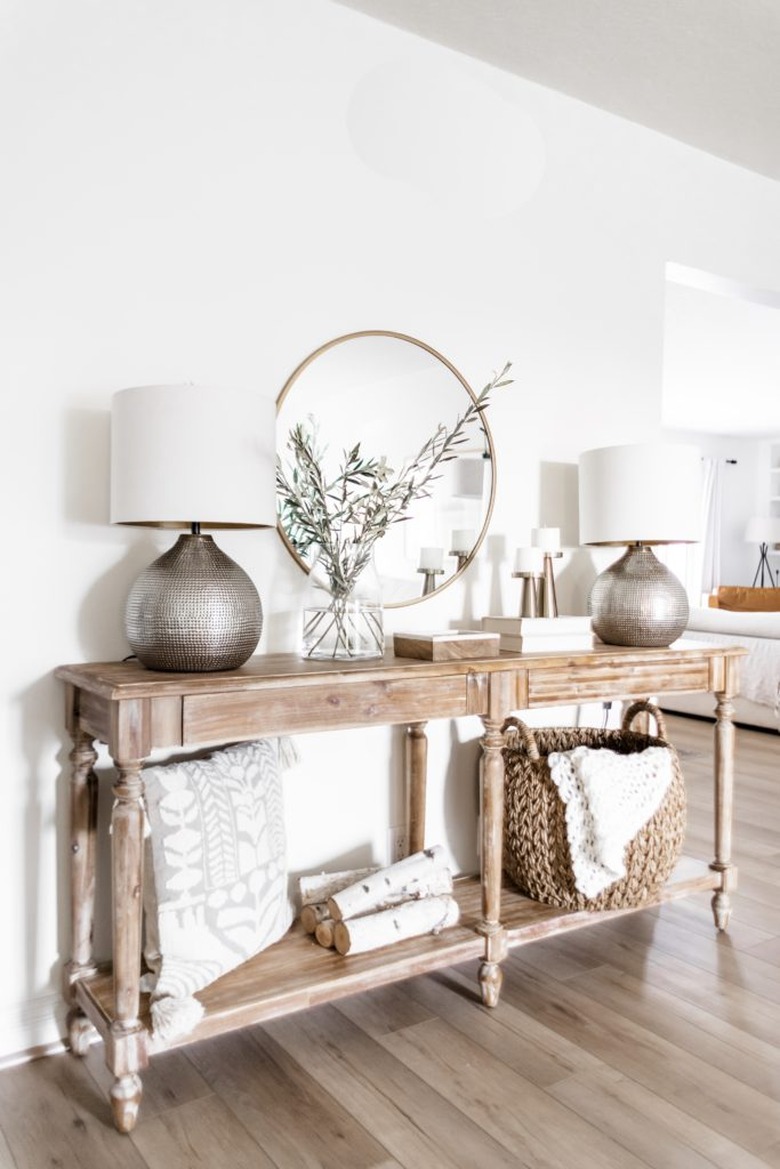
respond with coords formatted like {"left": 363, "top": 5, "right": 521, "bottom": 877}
{"left": 1, "top": 714, "right": 778, "bottom": 1169}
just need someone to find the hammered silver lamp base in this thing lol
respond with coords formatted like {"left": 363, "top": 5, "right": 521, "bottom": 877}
{"left": 125, "top": 534, "right": 262, "bottom": 672}
{"left": 588, "top": 544, "right": 689, "bottom": 648}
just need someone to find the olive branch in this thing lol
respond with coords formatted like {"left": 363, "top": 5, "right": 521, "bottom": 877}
{"left": 276, "top": 361, "right": 512, "bottom": 598}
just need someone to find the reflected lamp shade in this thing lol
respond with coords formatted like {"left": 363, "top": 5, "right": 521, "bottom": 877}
{"left": 744, "top": 516, "right": 780, "bottom": 587}
{"left": 111, "top": 385, "right": 276, "bottom": 672}
{"left": 578, "top": 442, "right": 702, "bottom": 647}
{"left": 745, "top": 516, "right": 780, "bottom": 545}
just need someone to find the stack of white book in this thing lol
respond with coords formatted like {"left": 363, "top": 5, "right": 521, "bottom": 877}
{"left": 481, "top": 614, "right": 594, "bottom": 653}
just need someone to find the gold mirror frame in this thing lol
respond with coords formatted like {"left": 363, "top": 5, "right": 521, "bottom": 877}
{"left": 276, "top": 330, "right": 497, "bottom": 608}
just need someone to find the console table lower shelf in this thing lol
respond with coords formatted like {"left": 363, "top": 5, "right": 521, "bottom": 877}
{"left": 74, "top": 860, "right": 718, "bottom": 1058}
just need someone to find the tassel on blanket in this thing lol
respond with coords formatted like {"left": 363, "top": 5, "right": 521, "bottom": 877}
{"left": 149, "top": 994, "right": 205, "bottom": 1044}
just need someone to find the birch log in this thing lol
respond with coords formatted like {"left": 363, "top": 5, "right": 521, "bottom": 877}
{"left": 298, "top": 866, "right": 379, "bottom": 908}
{"left": 328, "top": 868, "right": 453, "bottom": 922}
{"left": 314, "top": 919, "right": 336, "bottom": 948}
{"left": 327, "top": 846, "right": 451, "bottom": 922}
{"left": 333, "top": 895, "right": 460, "bottom": 956}
{"left": 300, "top": 902, "right": 330, "bottom": 934}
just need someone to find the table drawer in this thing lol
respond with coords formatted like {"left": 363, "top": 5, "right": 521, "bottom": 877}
{"left": 527, "top": 659, "right": 711, "bottom": 707}
{"left": 182, "top": 675, "right": 477, "bottom": 743}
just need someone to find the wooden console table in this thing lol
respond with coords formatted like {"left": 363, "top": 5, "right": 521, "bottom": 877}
{"left": 56, "top": 640, "right": 743, "bottom": 1133}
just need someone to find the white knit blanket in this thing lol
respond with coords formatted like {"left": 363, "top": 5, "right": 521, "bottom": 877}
{"left": 547, "top": 745, "right": 674, "bottom": 897}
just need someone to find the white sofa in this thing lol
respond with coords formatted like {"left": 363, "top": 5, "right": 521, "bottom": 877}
{"left": 661, "top": 604, "right": 780, "bottom": 731}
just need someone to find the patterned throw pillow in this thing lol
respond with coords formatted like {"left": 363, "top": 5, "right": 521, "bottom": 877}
{"left": 141, "top": 738, "right": 293, "bottom": 1043}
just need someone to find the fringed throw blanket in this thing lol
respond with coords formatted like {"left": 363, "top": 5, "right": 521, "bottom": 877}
{"left": 547, "top": 745, "right": 674, "bottom": 898}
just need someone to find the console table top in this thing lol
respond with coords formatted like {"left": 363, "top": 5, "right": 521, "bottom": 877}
{"left": 55, "top": 639, "right": 745, "bottom": 700}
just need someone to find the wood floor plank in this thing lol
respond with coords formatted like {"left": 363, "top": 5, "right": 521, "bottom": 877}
{"left": 595, "top": 905, "right": 780, "bottom": 998}
{"left": 320, "top": 977, "right": 436, "bottom": 1038}
{"left": 745, "top": 933, "right": 780, "bottom": 966}
{"left": 378, "top": 1015, "right": 650, "bottom": 1169}
{"left": 0, "top": 1127, "right": 17, "bottom": 1168}
{"left": 83, "top": 1042, "right": 213, "bottom": 1121}
{"left": 338, "top": 968, "right": 603, "bottom": 1088}
{"left": 549, "top": 1064, "right": 773, "bottom": 1169}
{"left": 263, "top": 1001, "right": 523, "bottom": 1169}
{"left": 735, "top": 872, "right": 780, "bottom": 908}
{"left": 0, "top": 1052, "right": 149, "bottom": 1169}
{"left": 497, "top": 954, "right": 780, "bottom": 1156}
{"left": 185, "top": 1025, "right": 402, "bottom": 1168}
{"left": 129, "top": 1094, "right": 275, "bottom": 1168}
{"left": 563, "top": 960, "right": 780, "bottom": 1095}
{"left": 761, "top": 1139, "right": 780, "bottom": 1169}
{"left": 648, "top": 894, "right": 775, "bottom": 949}
{"left": 520, "top": 918, "right": 780, "bottom": 1047}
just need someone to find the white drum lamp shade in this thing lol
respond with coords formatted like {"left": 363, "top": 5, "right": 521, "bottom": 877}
{"left": 578, "top": 442, "right": 702, "bottom": 647}
{"left": 111, "top": 385, "right": 276, "bottom": 672}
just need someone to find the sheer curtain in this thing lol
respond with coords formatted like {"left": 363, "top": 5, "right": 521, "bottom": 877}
{"left": 659, "top": 456, "right": 721, "bottom": 606}
{"left": 698, "top": 457, "right": 723, "bottom": 599}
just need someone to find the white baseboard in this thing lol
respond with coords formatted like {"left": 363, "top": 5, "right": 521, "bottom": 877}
{"left": 0, "top": 993, "right": 68, "bottom": 1068}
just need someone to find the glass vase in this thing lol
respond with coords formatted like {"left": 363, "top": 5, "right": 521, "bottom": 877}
{"left": 302, "top": 554, "right": 385, "bottom": 661}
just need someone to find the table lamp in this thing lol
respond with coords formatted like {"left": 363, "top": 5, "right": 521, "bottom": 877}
{"left": 111, "top": 384, "right": 276, "bottom": 671}
{"left": 578, "top": 442, "right": 702, "bottom": 647}
{"left": 744, "top": 516, "right": 780, "bottom": 587}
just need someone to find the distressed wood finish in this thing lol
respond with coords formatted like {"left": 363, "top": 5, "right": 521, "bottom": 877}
{"left": 406, "top": 721, "right": 428, "bottom": 853}
{"left": 63, "top": 684, "right": 100, "bottom": 1058}
{"left": 65, "top": 726, "right": 98, "bottom": 981}
{"left": 55, "top": 640, "right": 744, "bottom": 1132}
{"left": 478, "top": 669, "right": 514, "bottom": 1005}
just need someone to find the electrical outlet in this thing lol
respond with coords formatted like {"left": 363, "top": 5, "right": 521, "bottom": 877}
{"left": 387, "top": 825, "right": 408, "bottom": 864}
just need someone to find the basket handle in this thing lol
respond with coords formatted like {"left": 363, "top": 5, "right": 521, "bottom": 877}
{"left": 621, "top": 700, "right": 668, "bottom": 743}
{"left": 501, "top": 717, "right": 541, "bottom": 760}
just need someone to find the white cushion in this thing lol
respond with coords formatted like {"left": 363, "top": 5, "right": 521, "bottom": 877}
{"left": 142, "top": 738, "right": 293, "bottom": 1042}
{"left": 686, "top": 606, "right": 780, "bottom": 639}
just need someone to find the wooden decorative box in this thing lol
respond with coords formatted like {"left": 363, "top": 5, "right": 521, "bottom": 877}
{"left": 393, "top": 630, "right": 500, "bottom": 661}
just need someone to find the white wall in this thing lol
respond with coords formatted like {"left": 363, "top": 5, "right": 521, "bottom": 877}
{"left": 662, "top": 274, "right": 780, "bottom": 437}
{"left": 2, "top": 0, "right": 780, "bottom": 1059}
{"left": 659, "top": 430, "right": 767, "bottom": 589}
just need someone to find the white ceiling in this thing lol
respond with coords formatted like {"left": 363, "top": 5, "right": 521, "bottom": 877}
{"left": 335, "top": 0, "right": 780, "bottom": 437}
{"left": 335, "top": 0, "right": 780, "bottom": 181}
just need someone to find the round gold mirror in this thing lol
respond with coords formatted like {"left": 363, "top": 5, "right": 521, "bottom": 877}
{"left": 276, "top": 331, "right": 496, "bottom": 607}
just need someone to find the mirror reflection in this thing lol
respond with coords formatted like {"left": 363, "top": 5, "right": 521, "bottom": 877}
{"left": 276, "top": 332, "right": 496, "bottom": 606}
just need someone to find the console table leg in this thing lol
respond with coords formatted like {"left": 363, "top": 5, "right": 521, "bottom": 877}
{"left": 712, "top": 889, "right": 732, "bottom": 932}
{"left": 66, "top": 1008, "right": 95, "bottom": 1057}
{"left": 110, "top": 1073, "right": 143, "bottom": 1134}
{"left": 478, "top": 711, "right": 508, "bottom": 1006}
{"left": 478, "top": 960, "right": 504, "bottom": 1007}
{"left": 112, "top": 760, "right": 145, "bottom": 1028}
{"left": 64, "top": 725, "right": 99, "bottom": 1051}
{"left": 107, "top": 759, "right": 149, "bottom": 1131}
{"left": 711, "top": 691, "right": 737, "bottom": 932}
{"left": 406, "top": 722, "right": 428, "bottom": 854}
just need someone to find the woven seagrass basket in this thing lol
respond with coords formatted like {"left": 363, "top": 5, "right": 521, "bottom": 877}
{"left": 502, "top": 700, "right": 687, "bottom": 911}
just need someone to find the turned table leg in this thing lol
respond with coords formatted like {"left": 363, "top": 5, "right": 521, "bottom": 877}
{"left": 64, "top": 727, "right": 99, "bottom": 1055}
{"left": 711, "top": 692, "right": 738, "bottom": 931}
{"left": 110, "top": 1073, "right": 144, "bottom": 1135}
{"left": 406, "top": 722, "right": 428, "bottom": 855}
{"left": 477, "top": 713, "right": 508, "bottom": 1006}
{"left": 107, "top": 758, "right": 148, "bottom": 1132}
